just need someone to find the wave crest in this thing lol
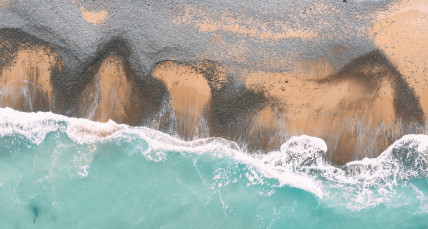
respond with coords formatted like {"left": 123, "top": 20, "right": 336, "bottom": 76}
{"left": 1, "top": 108, "right": 427, "bottom": 209}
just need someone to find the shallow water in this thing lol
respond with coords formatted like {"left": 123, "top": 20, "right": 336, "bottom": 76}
{"left": 0, "top": 108, "right": 427, "bottom": 229}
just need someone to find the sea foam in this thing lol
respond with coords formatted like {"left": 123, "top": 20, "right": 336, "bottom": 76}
{"left": 1, "top": 107, "right": 427, "bottom": 209}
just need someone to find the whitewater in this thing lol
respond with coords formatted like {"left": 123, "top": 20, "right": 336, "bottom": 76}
{"left": 0, "top": 107, "right": 427, "bottom": 228}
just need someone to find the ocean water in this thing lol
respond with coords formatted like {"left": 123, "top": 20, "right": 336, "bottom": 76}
{"left": 0, "top": 108, "right": 427, "bottom": 229}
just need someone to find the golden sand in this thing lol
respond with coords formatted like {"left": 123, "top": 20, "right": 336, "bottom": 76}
{"left": 245, "top": 63, "right": 398, "bottom": 164}
{"left": 78, "top": 54, "right": 134, "bottom": 123}
{"left": 71, "top": 0, "right": 108, "bottom": 25}
{"left": 80, "top": 7, "right": 108, "bottom": 25}
{"left": 152, "top": 61, "right": 211, "bottom": 139}
{"left": 0, "top": 46, "right": 59, "bottom": 111}
{"left": 371, "top": 0, "right": 428, "bottom": 120}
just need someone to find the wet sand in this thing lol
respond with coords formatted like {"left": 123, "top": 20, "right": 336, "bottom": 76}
{"left": 371, "top": 0, "right": 428, "bottom": 122}
{"left": 246, "top": 51, "right": 423, "bottom": 164}
{"left": 0, "top": 28, "right": 425, "bottom": 165}
{"left": 0, "top": 0, "right": 426, "bottom": 165}
{"left": 152, "top": 61, "right": 211, "bottom": 139}
{"left": 0, "top": 30, "right": 62, "bottom": 112}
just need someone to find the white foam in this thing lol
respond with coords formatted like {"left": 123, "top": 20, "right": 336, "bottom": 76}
{"left": 0, "top": 107, "right": 63, "bottom": 144}
{"left": 0, "top": 108, "right": 325, "bottom": 197}
{"left": 1, "top": 108, "right": 428, "bottom": 209}
{"left": 410, "top": 183, "right": 428, "bottom": 213}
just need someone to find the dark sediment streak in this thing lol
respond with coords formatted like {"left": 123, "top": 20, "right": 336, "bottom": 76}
{"left": 0, "top": 28, "right": 426, "bottom": 165}
{"left": 323, "top": 50, "right": 424, "bottom": 124}
{"left": 54, "top": 37, "right": 168, "bottom": 125}
{"left": 312, "top": 50, "right": 425, "bottom": 164}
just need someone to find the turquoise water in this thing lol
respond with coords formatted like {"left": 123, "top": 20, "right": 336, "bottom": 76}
{"left": 0, "top": 108, "right": 427, "bottom": 229}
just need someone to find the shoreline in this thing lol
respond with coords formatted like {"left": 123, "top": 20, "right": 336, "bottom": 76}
{"left": 0, "top": 0, "right": 427, "bottom": 165}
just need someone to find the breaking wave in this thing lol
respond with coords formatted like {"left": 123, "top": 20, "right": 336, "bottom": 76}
{"left": 1, "top": 107, "right": 427, "bottom": 212}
